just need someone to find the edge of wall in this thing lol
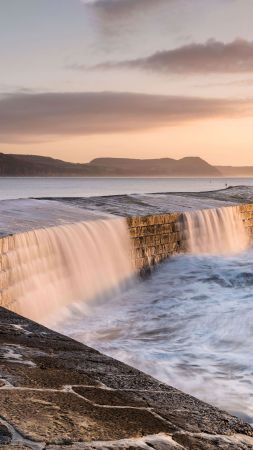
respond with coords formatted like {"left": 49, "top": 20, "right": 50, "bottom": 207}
{"left": 0, "top": 306, "right": 252, "bottom": 449}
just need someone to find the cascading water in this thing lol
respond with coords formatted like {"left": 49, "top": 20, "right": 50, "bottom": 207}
{"left": 183, "top": 206, "right": 250, "bottom": 255}
{"left": 53, "top": 205, "right": 253, "bottom": 424}
{"left": 4, "top": 218, "right": 135, "bottom": 322}
{"left": 2, "top": 203, "right": 253, "bottom": 424}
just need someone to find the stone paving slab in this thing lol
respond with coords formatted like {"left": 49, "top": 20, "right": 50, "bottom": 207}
{"left": 0, "top": 307, "right": 253, "bottom": 449}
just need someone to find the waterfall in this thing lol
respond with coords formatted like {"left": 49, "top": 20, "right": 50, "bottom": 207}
{"left": 3, "top": 218, "right": 135, "bottom": 322}
{"left": 183, "top": 206, "right": 250, "bottom": 255}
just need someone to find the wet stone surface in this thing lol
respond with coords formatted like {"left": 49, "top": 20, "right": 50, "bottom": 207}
{"left": 0, "top": 307, "right": 253, "bottom": 449}
{"left": 41, "top": 193, "right": 234, "bottom": 217}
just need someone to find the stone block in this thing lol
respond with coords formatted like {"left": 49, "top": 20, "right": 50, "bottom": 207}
{"left": 163, "top": 213, "right": 181, "bottom": 224}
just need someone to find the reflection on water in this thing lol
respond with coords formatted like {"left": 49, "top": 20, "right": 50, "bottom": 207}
{"left": 53, "top": 249, "right": 253, "bottom": 424}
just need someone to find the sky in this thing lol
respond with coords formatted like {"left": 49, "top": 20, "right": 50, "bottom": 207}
{"left": 1, "top": 0, "right": 253, "bottom": 165}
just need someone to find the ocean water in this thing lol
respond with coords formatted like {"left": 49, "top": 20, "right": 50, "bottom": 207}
{"left": 54, "top": 249, "right": 253, "bottom": 425}
{"left": 1, "top": 176, "right": 253, "bottom": 200}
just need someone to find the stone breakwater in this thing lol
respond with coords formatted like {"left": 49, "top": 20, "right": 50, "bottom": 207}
{"left": 1, "top": 197, "right": 253, "bottom": 448}
{"left": 0, "top": 306, "right": 253, "bottom": 449}
{"left": 128, "top": 204, "right": 253, "bottom": 272}
{"left": 127, "top": 213, "right": 182, "bottom": 271}
{"left": 0, "top": 215, "right": 178, "bottom": 306}
{"left": 239, "top": 203, "right": 253, "bottom": 238}
{"left": 1, "top": 203, "right": 253, "bottom": 305}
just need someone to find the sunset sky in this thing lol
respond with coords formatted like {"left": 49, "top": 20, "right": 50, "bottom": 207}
{"left": 1, "top": 0, "right": 253, "bottom": 165}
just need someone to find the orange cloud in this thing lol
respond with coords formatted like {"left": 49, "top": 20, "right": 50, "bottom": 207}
{"left": 0, "top": 91, "right": 252, "bottom": 143}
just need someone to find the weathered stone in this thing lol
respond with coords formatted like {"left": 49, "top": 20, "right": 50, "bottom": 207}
{"left": 145, "top": 437, "right": 182, "bottom": 449}
{"left": 173, "top": 432, "right": 253, "bottom": 450}
{"left": 0, "top": 390, "right": 171, "bottom": 443}
{"left": 0, "top": 363, "right": 99, "bottom": 389}
{"left": 0, "top": 421, "right": 12, "bottom": 445}
{"left": 73, "top": 386, "right": 147, "bottom": 407}
{"left": 2, "top": 446, "right": 32, "bottom": 450}
{"left": 128, "top": 390, "right": 253, "bottom": 437}
{"left": 127, "top": 214, "right": 184, "bottom": 271}
{"left": 47, "top": 445, "right": 149, "bottom": 450}
{"left": 0, "top": 306, "right": 253, "bottom": 448}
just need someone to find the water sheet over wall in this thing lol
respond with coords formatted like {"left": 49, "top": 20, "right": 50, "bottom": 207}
{"left": 183, "top": 206, "right": 250, "bottom": 255}
{"left": 2, "top": 218, "right": 135, "bottom": 322}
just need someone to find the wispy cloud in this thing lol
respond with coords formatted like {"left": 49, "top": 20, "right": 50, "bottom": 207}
{"left": 81, "top": 0, "right": 168, "bottom": 17}
{"left": 83, "top": 39, "right": 253, "bottom": 74}
{"left": 195, "top": 78, "right": 253, "bottom": 89}
{"left": 0, "top": 91, "right": 252, "bottom": 143}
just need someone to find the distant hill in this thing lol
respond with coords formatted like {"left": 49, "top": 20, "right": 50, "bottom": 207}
{"left": 90, "top": 157, "right": 220, "bottom": 176}
{"left": 216, "top": 166, "right": 253, "bottom": 177}
{"left": 0, "top": 153, "right": 124, "bottom": 177}
{"left": 0, "top": 153, "right": 221, "bottom": 177}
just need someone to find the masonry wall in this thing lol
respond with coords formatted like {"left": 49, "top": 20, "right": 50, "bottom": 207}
{"left": 239, "top": 204, "right": 253, "bottom": 238}
{"left": 128, "top": 204, "right": 253, "bottom": 272}
{"left": 0, "top": 213, "right": 185, "bottom": 307}
{"left": 1, "top": 204, "right": 253, "bottom": 307}
{"left": 127, "top": 213, "right": 184, "bottom": 272}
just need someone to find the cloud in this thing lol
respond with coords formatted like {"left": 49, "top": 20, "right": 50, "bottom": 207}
{"left": 195, "top": 78, "right": 253, "bottom": 88}
{"left": 0, "top": 91, "right": 252, "bottom": 143}
{"left": 86, "top": 39, "right": 253, "bottom": 74}
{"left": 81, "top": 0, "right": 168, "bottom": 17}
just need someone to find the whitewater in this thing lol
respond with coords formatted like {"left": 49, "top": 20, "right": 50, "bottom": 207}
{"left": 3, "top": 204, "right": 253, "bottom": 423}
{"left": 4, "top": 217, "right": 135, "bottom": 321}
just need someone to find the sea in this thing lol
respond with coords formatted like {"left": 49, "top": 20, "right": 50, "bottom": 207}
{"left": 1, "top": 176, "right": 253, "bottom": 425}
{"left": 1, "top": 176, "right": 253, "bottom": 200}
{"left": 55, "top": 250, "right": 253, "bottom": 425}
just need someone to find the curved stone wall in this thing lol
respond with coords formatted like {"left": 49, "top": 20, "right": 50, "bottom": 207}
{"left": 127, "top": 213, "right": 183, "bottom": 271}
{"left": 1, "top": 204, "right": 253, "bottom": 307}
{"left": 1, "top": 202, "right": 253, "bottom": 447}
{"left": 128, "top": 204, "right": 253, "bottom": 272}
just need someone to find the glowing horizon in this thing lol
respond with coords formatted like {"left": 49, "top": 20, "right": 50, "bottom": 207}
{"left": 1, "top": 0, "right": 253, "bottom": 165}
